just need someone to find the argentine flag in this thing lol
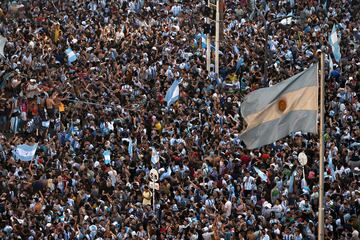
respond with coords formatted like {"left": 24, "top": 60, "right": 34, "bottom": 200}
{"left": 301, "top": 177, "right": 310, "bottom": 194}
{"left": 329, "top": 25, "right": 341, "bottom": 62}
{"left": 103, "top": 150, "right": 111, "bottom": 164}
{"left": 65, "top": 48, "right": 78, "bottom": 63}
{"left": 194, "top": 33, "right": 209, "bottom": 49}
{"left": 194, "top": 33, "right": 222, "bottom": 54}
{"left": 122, "top": 138, "right": 133, "bottom": 159}
{"left": 201, "top": 34, "right": 207, "bottom": 49}
{"left": 151, "top": 147, "right": 159, "bottom": 165}
{"left": 165, "top": 79, "right": 181, "bottom": 107}
{"left": 194, "top": 33, "right": 207, "bottom": 49}
{"left": 254, "top": 167, "right": 268, "bottom": 182}
{"left": 160, "top": 167, "right": 172, "bottom": 181}
{"left": 13, "top": 144, "right": 38, "bottom": 161}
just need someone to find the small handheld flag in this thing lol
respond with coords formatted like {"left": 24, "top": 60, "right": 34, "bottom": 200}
{"left": 65, "top": 48, "right": 77, "bottom": 63}
{"left": 165, "top": 79, "right": 180, "bottom": 107}
{"left": 103, "top": 150, "right": 111, "bottom": 164}
{"left": 254, "top": 167, "right": 268, "bottom": 182}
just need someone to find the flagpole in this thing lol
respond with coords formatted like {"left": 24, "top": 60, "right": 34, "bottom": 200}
{"left": 206, "top": 0, "right": 211, "bottom": 72}
{"left": 215, "top": 0, "right": 220, "bottom": 74}
{"left": 318, "top": 51, "right": 325, "bottom": 240}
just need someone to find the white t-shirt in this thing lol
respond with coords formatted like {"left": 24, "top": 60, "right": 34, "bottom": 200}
{"left": 202, "top": 232, "right": 214, "bottom": 240}
{"left": 243, "top": 176, "right": 255, "bottom": 191}
{"left": 224, "top": 200, "right": 232, "bottom": 217}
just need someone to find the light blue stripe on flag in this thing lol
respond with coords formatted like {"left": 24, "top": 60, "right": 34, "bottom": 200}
{"left": 240, "top": 110, "right": 317, "bottom": 150}
{"left": 103, "top": 150, "right": 111, "bottom": 164}
{"left": 254, "top": 167, "right": 268, "bottom": 182}
{"left": 65, "top": 48, "right": 77, "bottom": 63}
{"left": 165, "top": 79, "right": 180, "bottom": 107}
{"left": 13, "top": 143, "right": 38, "bottom": 161}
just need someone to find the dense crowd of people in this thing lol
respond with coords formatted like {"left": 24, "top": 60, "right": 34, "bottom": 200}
{"left": 0, "top": 0, "right": 359, "bottom": 239}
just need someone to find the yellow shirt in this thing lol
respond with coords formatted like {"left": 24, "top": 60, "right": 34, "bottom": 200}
{"left": 228, "top": 73, "right": 237, "bottom": 83}
{"left": 142, "top": 190, "right": 152, "bottom": 205}
{"left": 54, "top": 26, "right": 61, "bottom": 43}
{"left": 59, "top": 102, "right": 65, "bottom": 112}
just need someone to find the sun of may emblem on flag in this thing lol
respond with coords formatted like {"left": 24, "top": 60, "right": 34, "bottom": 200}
{"left": 278, "top": 99, "right": 287, "bottom": 112}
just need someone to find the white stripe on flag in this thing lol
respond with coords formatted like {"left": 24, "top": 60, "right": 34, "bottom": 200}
{"left": 330, "top": 28, "right": 338, "bottom": 44}
{"left": 16, "top": 148, "right": 36, "bottom": 157}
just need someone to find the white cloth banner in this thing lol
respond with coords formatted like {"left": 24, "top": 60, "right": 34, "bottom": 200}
{"left": 0, "top": 36, "right": 7, "bottom": 57}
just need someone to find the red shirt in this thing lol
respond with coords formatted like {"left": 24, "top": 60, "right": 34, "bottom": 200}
{"left": 261, "top": 153, "right": 270, "bottom": 160}
{"left": 158, "top": 94, "right": 164, "bottom": 104}
{"left": 240, "top": 155, "right": 251, "bottom": 165}
{"left": 35, "top": 17, "right": 46, "bottom": 22}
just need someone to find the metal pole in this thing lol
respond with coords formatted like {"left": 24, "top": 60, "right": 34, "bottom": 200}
{"left": 318, "top": 52, "right": 325, "bottom": 240}
{"left": 215, "top": 0, "right": 220, "bottom": 74}
{"left": 206, "top": 0, "right": 211, "bottom": 72}
{"left": 152, "top": 183, "right": 155, "bottom": 212}
{"left": 264, "top": 21, "right": 269, "bottom": 86}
